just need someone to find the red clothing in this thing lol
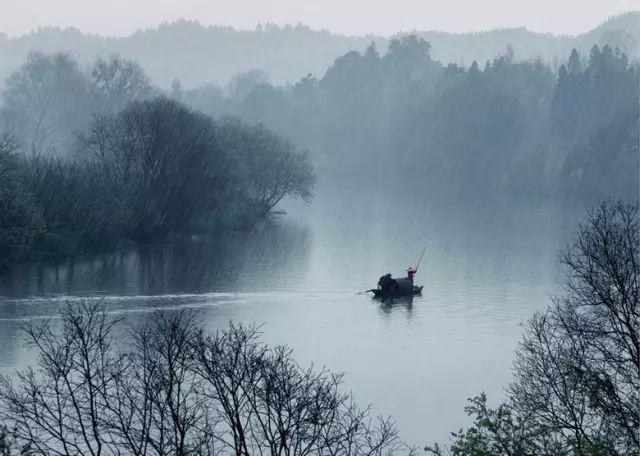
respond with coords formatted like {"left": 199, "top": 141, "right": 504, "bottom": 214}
{"left": 408, "top": 270, "right": 416, "bottom": 282}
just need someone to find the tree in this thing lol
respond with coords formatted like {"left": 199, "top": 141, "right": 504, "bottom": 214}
{"left": 183, "top": 83, "right": 226, "bottom": 118}
{"left": 428, "top": 201, "right": 640, "bottom": 455}
{"left": 0, "top": 134, "right": 43, "bottom": 268}
{"left": 192, "top": 323, "right": 404, "bottom": 456}
{"left": 552, "top": 46, "right": 637, "bottom": 148}
{"left": 217, "top": 117, "right": 314, "bottom": 222}
{"left": 561, "top": 98, "right": 639, "bottom": 202}
{"left": 227, "top": 70, "right": 270, "bottom": 101}
{"left": 82, "top": 97, "right": 222, "bottom": 240}
{"left": 383, "top": 35, "right": 432, "bottom": 81}
{"left": 91, "top": 54, "right": 152, "bottom": 115}
{"left": 425, "top": 394, "right": 564, "bottom": 456}
{"left": 110, "top": 311, "right": 212, "bottom": 456}
{"left": 0, "top": 304, "right": 122, "bottom": 456}
{"left": 511, "top": 201, "right": 639, "bottom": 454}
{"left": 0, "top": 424, "right": 27, "bottom": 456}
{"left": 240, "top": 82, "right": 290, "bottom": 132}
{"left": 1, "top": 52, "right": 93, "bottom": 154}
{"left": 0, "top": 303, "right": 410, "bottom": 456}
{"left": 170, "top": 78, "right": 184, "bottom": 102}
{"left": 0, "top": 88, "right": 315, "bottom": 265}
{"left": 292, "top": 74, "right": 318, "bottom": 102}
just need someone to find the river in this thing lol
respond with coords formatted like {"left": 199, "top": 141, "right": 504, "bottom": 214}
{"left": 0, "top": 188, "right": 583, "bottom": 447}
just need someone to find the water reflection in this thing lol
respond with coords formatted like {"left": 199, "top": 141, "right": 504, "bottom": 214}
{"left": 0, "top": 220, "right": 312, "bottom": 300}
{"left": 0, "top": 197, "right": 579, "bottom": 447}
{"left": 377, "top": 295, "right": 416, "bottom": 317}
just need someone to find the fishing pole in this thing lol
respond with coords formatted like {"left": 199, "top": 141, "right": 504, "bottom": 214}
{"left": 415, "top": 245, "right": 427, "bottom": 272}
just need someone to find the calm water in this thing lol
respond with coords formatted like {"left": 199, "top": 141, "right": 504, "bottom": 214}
{"left": 0, "top": 190, "right": 581, "bottom": 447}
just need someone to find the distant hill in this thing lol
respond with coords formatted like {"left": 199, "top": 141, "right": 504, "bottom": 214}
{"left": 0, "top": 12, "right": 638, "bottom": 88}
{"left": 417, "top": 12, "right": 639, "bottom": 67}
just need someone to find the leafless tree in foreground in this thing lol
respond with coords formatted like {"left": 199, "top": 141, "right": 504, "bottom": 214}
{"left": 427, "top": 201, "right": 639, "bottom": 456}
{"left": 0, "top": 305, "right": 408, "bottom": 456}
{"left": 511, "top": 201, "right": 639, "bottom": 455}
{"left": 0, "top": 305, "right": 122, "bottom": 456}
{"left": 106, "top": 311, "right": 213, "bottom": 456}
{"left": 192, "top": 324, "right": 403, "bottom": 456}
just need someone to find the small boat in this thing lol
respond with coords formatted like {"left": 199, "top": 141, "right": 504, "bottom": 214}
{"left": 371, "top": 285, "right": 423, "bottom": 298}
{"left": 369, "top": 277, "right": 423, "bottom": 298}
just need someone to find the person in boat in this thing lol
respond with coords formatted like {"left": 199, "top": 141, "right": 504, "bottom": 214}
{"left": 377, "top": 273, "right": 394, "bottom": 293}
{"left": 407, "top": 266, "right": 417, "bottom": 283}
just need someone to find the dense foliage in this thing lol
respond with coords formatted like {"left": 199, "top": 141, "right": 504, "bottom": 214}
{"left": 1, "top": 36, "right": 637, "bottom": 269}
{"left": 555, "top": 47, "right": 639, "bottom": 201}
{"left": 0, "top": 54, "right": 314, "bottom": 269}
{"left": 207, "top": 40, "right": 638, "bottom": 202}
{"left": 427, "top": 201, "right": 639, "bottom": 455}
{"left": 0, "top": 134, "right": 43, "bottom": 270}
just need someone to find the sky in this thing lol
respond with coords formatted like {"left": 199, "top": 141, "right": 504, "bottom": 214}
{"left": 1, "top": 0, "right": 639, "bottom": 38}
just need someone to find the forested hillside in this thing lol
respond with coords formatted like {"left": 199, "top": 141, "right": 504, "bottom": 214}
{"left": 1, "top": 23, "right": 637, "bottom": 268}
{"left": 194, "top": 38, "right": 638, "bottom": 202}
{"left": 0, "top": 55, "right": 314, "bottom": 269}
{"left": 0, "top": 12, "right": 637, "bottom": 87}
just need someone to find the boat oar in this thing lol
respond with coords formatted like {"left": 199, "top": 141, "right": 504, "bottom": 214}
{"left": 356, "top": 289, "right": 375, "bottom": 295}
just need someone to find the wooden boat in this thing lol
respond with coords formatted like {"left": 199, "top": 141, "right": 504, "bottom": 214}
{"left": 371, "top": 285, "right": 423, "bottom": 298}
{"left": 369, "top": 277, "right": 423, "bottom": 298}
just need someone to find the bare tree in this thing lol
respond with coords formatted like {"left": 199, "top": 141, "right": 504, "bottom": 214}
{"left": 107, "top": 311, "right": 212, "bottom": 456}
{"left": 192, "top": 323, "right": 406, "bottom": 456}
{"left": 191, "top": 323, "right": 265, "bottom": 455}
{"left": 0, "top": 303, "right": 123, "bottom": 456}
{"left": 511, "top": 201, "right": 639, "bottom": 455}
{"left": 0, "top": 424, "right": 26, "bottom": 456}
{"left": 1, "top": 52, "right": 93, "bottom": 154}
{"left": 0, "top": 304, "right": 407, "bottom": 456}
{"left": 427, "top": 201, "right": 639, "bottom": 456}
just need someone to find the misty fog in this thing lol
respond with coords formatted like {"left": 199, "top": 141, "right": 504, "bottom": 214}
{"left": 0, "top": 5, "right": 638, "bottom": 455}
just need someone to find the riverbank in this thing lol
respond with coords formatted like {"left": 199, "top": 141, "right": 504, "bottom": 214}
{"left": 0, "top": 97, "right": 314, "bottom": 273}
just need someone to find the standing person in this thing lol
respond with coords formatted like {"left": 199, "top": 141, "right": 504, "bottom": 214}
{"left": 407, "top": 266, "right": 417, "bottom": 283}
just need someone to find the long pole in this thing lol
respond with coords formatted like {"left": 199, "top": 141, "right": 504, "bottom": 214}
{"left": 415, "top": 245, "right": 427, "bottom": 272}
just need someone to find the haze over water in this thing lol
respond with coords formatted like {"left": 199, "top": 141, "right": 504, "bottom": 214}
{"left": 0, "top": 184, "right": 582, "bottom": 446}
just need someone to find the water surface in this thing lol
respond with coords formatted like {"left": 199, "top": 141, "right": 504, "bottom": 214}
{"left": 0, "top": 192, "right": 580, "bottom": 447}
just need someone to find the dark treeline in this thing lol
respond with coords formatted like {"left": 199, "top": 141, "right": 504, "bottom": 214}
{"left": 0, "top": 54, "right": 313, "bottom": 270}
{"left": 194, "top": 38, "right": 638, "bottom": 202}
{"left": 1, "top": 35, "right": 638, "bottom": 268}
